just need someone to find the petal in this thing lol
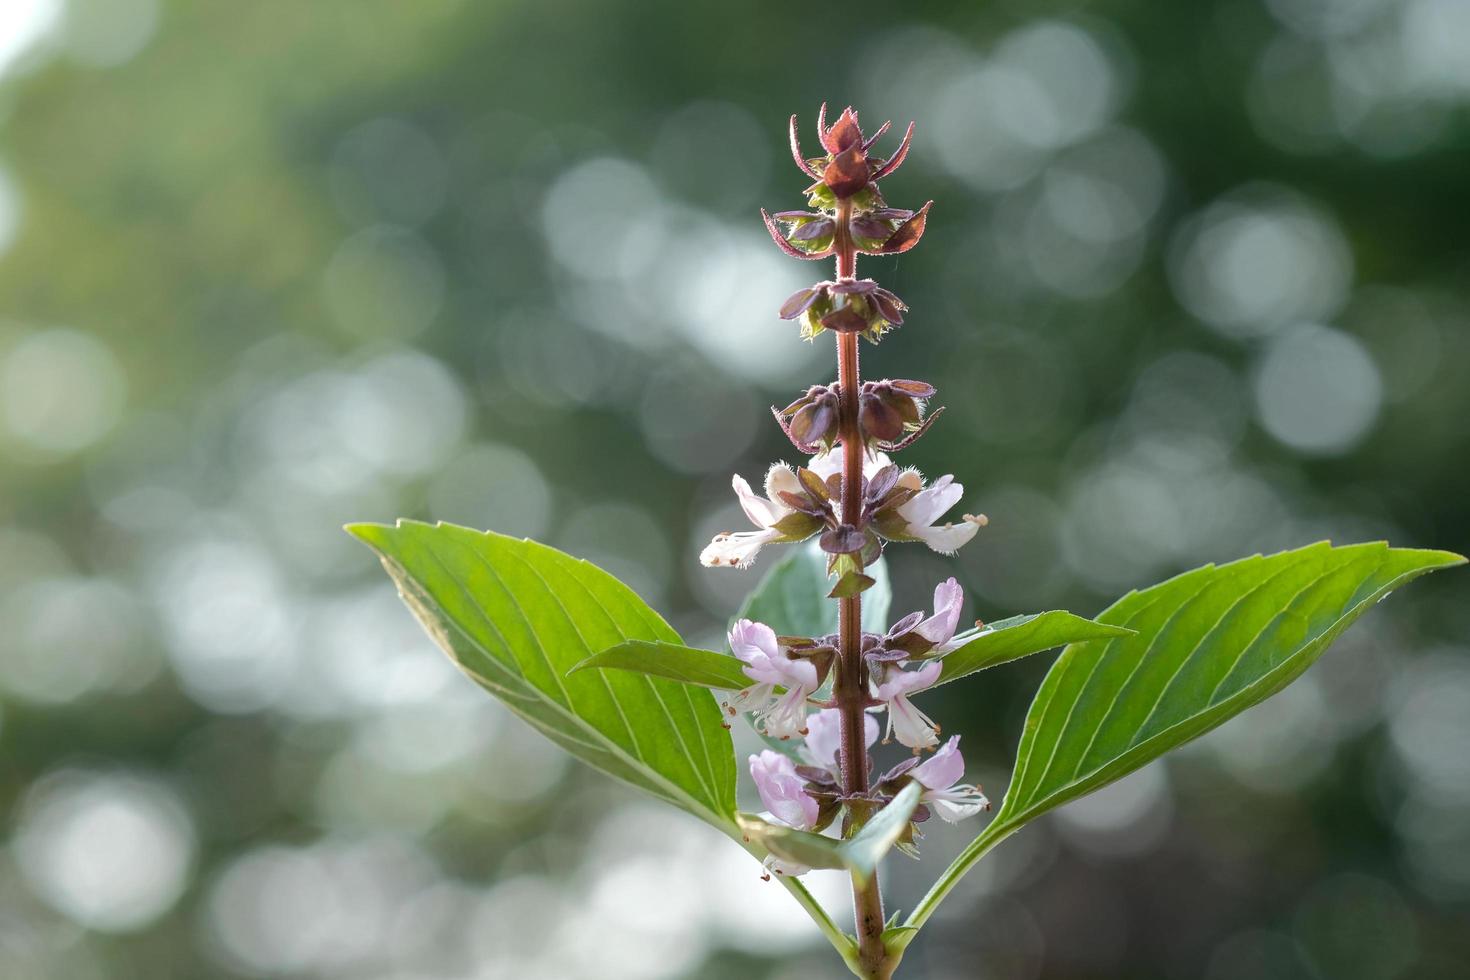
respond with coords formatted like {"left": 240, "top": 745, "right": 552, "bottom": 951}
{"left": 928, "top": 790, "right": 990, "bottom": 823}
{"left": 750, "top": 751, "right": 820, "bottom": 830}
{"left": 916, "top": 520, "right": 980, "bottom": 556}
{"left": 773, "top": 655, "right": 820, "bottom": 693}
{"left": 802, "top": 708, "right": 844, "bottom": 769}
{"left": 700, "top": 529, "right": 777, "bottom": 568}
{"left": 912, "top": 735, "right": 965, "bottom": 790}
{"left": 864, "top": 451, "right": 895, "bottom": 479}
{"left": 734, "top": 473, "right": 784, "bottom": 529}
{"left": 897, "top": 476, "right": 962, "bottom": 528}
{"left": 888, "top": 695, "right": 940, "bottom": 751}
{"left": 806, "top": 448, "right": 844, "bottom": 481}
{"left": 874, "top": 660, "right": 942, "bottom": 700}
{"left": 916, "top": 577, "right": 964, "bottom": 647}
{"left": 764, "top": 463, "right": 804, "bottom": 503}
{"left": 729, "top": 618, "right": 781, "bottom": 666}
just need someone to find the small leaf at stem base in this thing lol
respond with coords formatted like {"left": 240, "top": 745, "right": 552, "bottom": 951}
{"left": 829, "top": 571, "right": 877, "bottom": 599}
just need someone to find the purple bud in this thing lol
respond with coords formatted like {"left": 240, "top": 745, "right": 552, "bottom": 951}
{"left": 819, "top": 524, "right": 866, "bottom": 556}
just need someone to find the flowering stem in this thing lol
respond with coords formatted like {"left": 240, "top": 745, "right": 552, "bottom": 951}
{"left": 832, "top": 196, "right": 891, "bottom": 978}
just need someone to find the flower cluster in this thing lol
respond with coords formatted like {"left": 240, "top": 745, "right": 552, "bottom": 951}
{"left": 778, "top": 279, "right": 906, "bottom": 344}
{"left": 700, "top": 449, "right": 985, "bottom": 569}
{"left": 749, "top": 719, "right": 989, "bottom": 878}
{"left": 775, "top": 379, "right": 942, "bottom": 455}
{"left": 729, "top": 578, "right": 990, "bottom": 872}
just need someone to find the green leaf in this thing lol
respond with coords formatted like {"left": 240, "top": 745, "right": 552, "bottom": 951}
{"left": 738, "top": 540, "right": 890, "bottom": 637}
{"left": 843, "top": 781, "right": 924, "bottom": 884}
{"left": 934, "top": 612, "right": 1135, "bottom": 687}
{"left": 572, "top": 640, "right": 751, "bottom": 691}
{"left": 347, "top": 520, "right": 737, "bottom": 829}
{"left": 998, "top": 542, "right": 1461, "bottom": 829}
{"left": 735, "top": 813, "right": 848, "bottom": 873}
{"left": 828, "top": 571, "right": 876, "bottom": 599}
{"left": 906, "top": 541, "right": 1464, "bottom": 936}
{"left": 736, "top": 782, "right": 923, "bottom": 885}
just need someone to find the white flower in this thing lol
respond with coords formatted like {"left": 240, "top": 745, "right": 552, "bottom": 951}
{"left": 893, "top": 471, "right": 985, "bottom": 555}
{"left": 802, "top": 707, "right": 879, "bottom": 772}
{"left": 726, "top": 619, "right": 819, "bottom": 740}
{"left": 873, "top": 660, "right": 942, "bottom": 751}
{"left": 914, "top": 577, "right": 965, "bottom": 654}
{"left": 911, "top": 736, "right": 990, "bottom": 823}
{"left": 700, "top": 464, "right": 809, "bottom": 569}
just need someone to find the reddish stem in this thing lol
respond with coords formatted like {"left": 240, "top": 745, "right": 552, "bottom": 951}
{"left": 831, "top": 195, "right": 889, "bottom": 976}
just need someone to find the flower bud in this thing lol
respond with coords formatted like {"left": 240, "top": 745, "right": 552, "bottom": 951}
{"left": 776, "top": 384, "right": 840, "bottom": 452}
{"left": 776, "top": 279, "right": 907, "bottom": 344}
{"left": 858, "top": 379, "right": 939, "bottom": 451}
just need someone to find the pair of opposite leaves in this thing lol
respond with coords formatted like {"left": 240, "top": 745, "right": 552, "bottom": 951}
{"left": 347, "top": 520, "right": 1461, "bottom": 952}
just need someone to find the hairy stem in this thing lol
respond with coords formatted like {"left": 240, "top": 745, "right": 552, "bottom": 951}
{"left": 832, "top": 196, "right": 890, "bottom": 978}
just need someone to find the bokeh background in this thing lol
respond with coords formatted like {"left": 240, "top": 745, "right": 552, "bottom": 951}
{"left": 1, "top": 0, "right": 1468, "bottom": 977}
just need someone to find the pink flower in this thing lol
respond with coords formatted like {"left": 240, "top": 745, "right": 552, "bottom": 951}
{"left": 893, "top": 472, "right": 985, "bottom": 555}
{"left": 910, "top": 736, "right": 990, "bottom": 823}
{"left": 727, "top": 619, "right": 819, "bottom": 740}
{"left": 914, "top": 577, "right": 964, "bottom": 653}
{"left": 749, "top": 750, "right": 822, "bottom": 877}
{"left": 873, "top": 660, "right": 943, "bottom": 751}
{"left": 802, "top": 707, "right": 879, "bottom": 771}
{"left": 750, "top": 750, "right": 820, "bottom": 830}
{"left": 700, "top": 464, "right": 814, "bottom": 569}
